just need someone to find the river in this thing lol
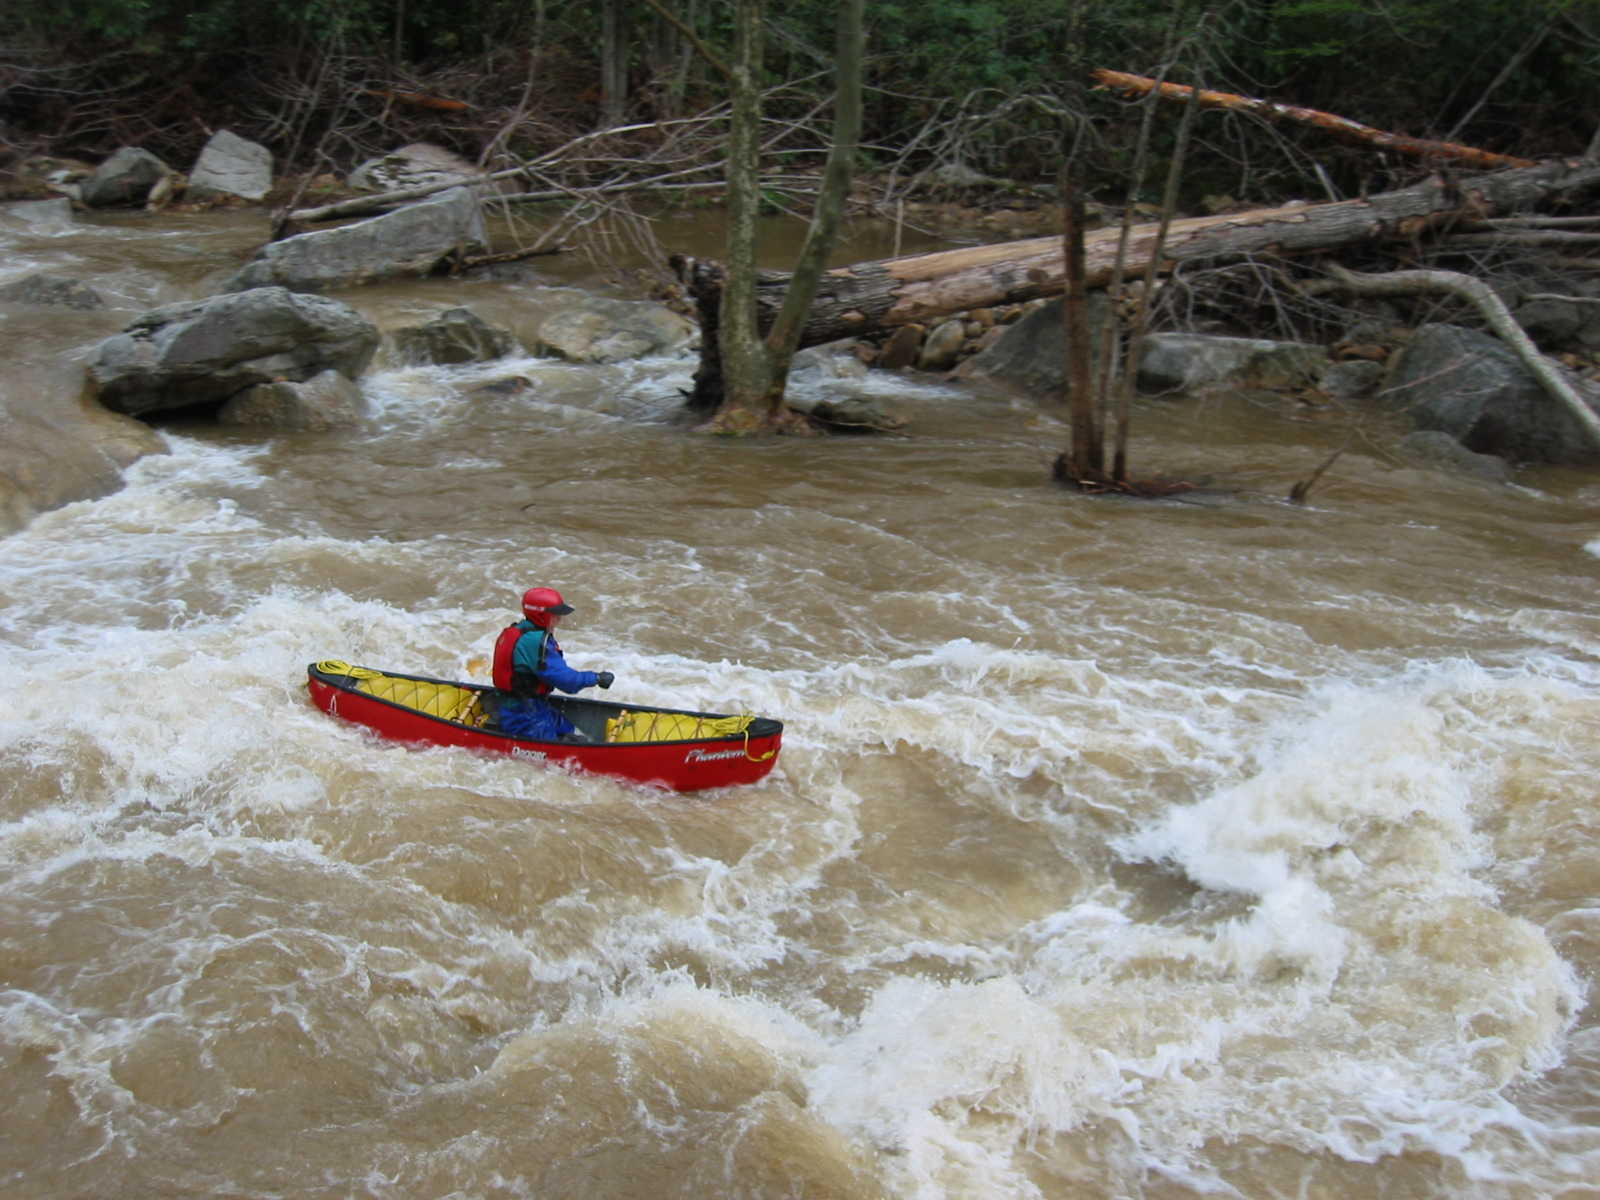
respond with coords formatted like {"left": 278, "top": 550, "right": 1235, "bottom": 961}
{"left": 2, "top": 201, "right": 1598, "bottom": 1199}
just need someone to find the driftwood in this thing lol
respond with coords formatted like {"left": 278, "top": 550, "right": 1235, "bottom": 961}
{"left": 676, "top": 159, "right": 1600, "bottom": 357}
{"left": 1304, "top": 264, "right": 1600, "bottom": 452}
{"left": 1092, "top": 69, "right": 1536, "bottom": 171}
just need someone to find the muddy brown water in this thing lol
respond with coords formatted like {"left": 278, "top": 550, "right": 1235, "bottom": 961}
{"left": 2, "top": 203, "right": 1599, "bottom": 1198}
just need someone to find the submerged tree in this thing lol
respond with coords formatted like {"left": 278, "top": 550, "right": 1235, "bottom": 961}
{"left": 665, "top": 0, "right": 864, "bottom": 433}
{"left": 1055, "top": 2, "right": 1209, "bottom": 495}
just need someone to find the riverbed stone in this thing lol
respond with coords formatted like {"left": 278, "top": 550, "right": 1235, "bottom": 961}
{"left": 0, "top": 272, "right": 106, "bottom": 310}
{"left": 1381, "top": 322, "right": 1600, "bottom": 464}
{"left": 1398, "top": 430, "right": 1512, "bottom": 483}
{"left": 956, "top": 297, "right": 1110, "bottom": 395}
{"left": 221, "top": 186, "right": 487, "bottom": 293}
{"left": 81, "top": 147, "right": 170, "bottom": 208}
{"left": 391, "top": 306, "right": 516, "bottom": 364}
{"left": 528, "top": 298, "right": 695, "bottom": 363}
{"left": 87, "top": 286, "right": 380, "bottom": 416}
{"left": 187, "top": 130, "right": 274, "bottom": 203}
{"left": 917, "top": 319, "right": 968, "bottom": 371}
{"left": 219, "top": 369, "right": 366, "bottom": 430}
{"left": 0, "top": 387, "right": 167, "bottom": 536}
{"left": 3, "top": 198, "right": 75, "bottom": 227}
{"left": 1138, "top": 332, "right": 1328, "bottom": 394}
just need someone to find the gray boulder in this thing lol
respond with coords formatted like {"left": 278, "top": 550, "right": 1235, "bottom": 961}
{"left": 222, "top": 187, "right": 487, "bottom": 293}
{"left": 1381, "top": 323, "right": 1600, "bottom": 464}
{"left": 0, "top": 391, "right": 166, "bottom": 537}
{"left": 1137, "top": 332, "right": 1328, "bottom": 394}
{"left": 391, "top": 306, "right": 516, "bottom": 365}
{"left": 0, "top": 273, "right": 105, "bottom": 310}
{"left": 87, "top": 286, "right": 379, "bottom": 416}
{"left": 188, "top": 130, "right": 274, "bottom": 203}
{"left": 1320, "top": 358, "right": 1386, "bottom": 400}
{"left": 529, "top": 297, "right": 696, "bottom": 363}
{"left": 219, "top": 369, "right": 365, "bottom": 430}
{"left": 81, "top": 147, "right": 170, "bottom": 208}
{"left": 3, "top": 198, "right": 75, "bottom": 227}
{"left": 1398, "top": 430, "right": 1512, "bottom": 484}
{"left": 956, "top": 298, "right": 1110, "bottom": 395}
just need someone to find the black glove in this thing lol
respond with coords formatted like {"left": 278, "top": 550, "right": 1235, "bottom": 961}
{"left": 596, "top": 671, "right": 615, "bottom": 689}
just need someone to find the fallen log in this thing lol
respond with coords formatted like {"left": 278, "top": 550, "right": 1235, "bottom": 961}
{"left": 678, "top": 159, "right": 1600, "bottom": 359}
{"left": 1091, "top": 69, "right": 1535, "bottom": 171}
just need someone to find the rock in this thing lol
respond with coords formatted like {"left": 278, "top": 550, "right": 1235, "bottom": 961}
{"left": 878, "top": 324, "right": 925, "bottom": 370}
{"left": 87, "top": 286, "right": 380, "bottom": 417}
{"left": 222, "top": 187, "right": 487, "bottom": 293}
{"left": 468, "top": 376, "right": 534, "bottom": 398}
{"left": 805, "top": 395, "right": 907, "bottom": 432}
{"left": 1137, "top": 332, "right": 1328, "bottom": 394}
{"left": 391, "top": 306, "right": 516, "bottom": 365}
{"left": 1381, "top": 323, "right": 1600, "bottom": 464}
{"left": 144, "top": 170, "right": 185, "bottom": 212}
{"left": 3, "top": 198, "right": 75, "bottom": 228}
{"left": 350, "top": 143, "right": 482, "bottom": 193}
{"left": 529, "top": 297, "right": 695, "bottom": 363}
{"left": 188, "top": 130, "right": 274, "bottom": 203}
{"left": 956, "top": 297, "right": 1109, "bottom": 395}
{"left": 0, "top": 389, "right": 166, "bottom": 536}
{"left": 1318, "top": 359, "right": 1385, "bottom": 400}
{"left": 218, "top": 369, "right": 365, "bottom": 430}
{"left": 0, "top": 273, "right": 105, "bottom": 311}
{"left": 917, "top": 319, "right": 967, "bottom": 371}
{"left": 789, "top": 343, "right": 870, "bottom": 387}
{"left": 1398, "top": 430, "right": 1512, "bottom": 483}
{"left": 15, "top": 157, "right": 95, "bottom": 202}
{"left": 81, "top": 147, "right": 171, "bottom": 208}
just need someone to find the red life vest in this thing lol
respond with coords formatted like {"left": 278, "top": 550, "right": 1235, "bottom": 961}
{"left": 492, "top": 623, "right": 550, "bottom": 695}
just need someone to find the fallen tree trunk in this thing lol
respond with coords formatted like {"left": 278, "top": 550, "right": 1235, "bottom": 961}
{"left": 1091, "top": 69, "right": 1536, "bottom": 171}
{"left": 677, "top": 158, "right": 1600, "bottom": 359}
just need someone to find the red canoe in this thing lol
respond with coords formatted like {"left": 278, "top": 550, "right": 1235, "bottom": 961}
{"left": 306, "top": 661, "right": 783, "bottom": 792}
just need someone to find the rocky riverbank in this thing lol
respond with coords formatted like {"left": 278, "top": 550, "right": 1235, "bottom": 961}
{"left": 6, "top": 135, "right": 1600, "bottom": 535}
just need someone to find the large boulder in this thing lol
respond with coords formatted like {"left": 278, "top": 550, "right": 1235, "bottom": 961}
{"left": 188, "top": 130, "right": 274, "bottom": 203}
{"left": 218, "top": 369, "right": 366, "bottom": 430}
{"left": 222, "top": 187, "right": 487, "bottom": 293}
{"left": 527, "top": 297, "right": 696, "bottom": 363}
{"left": 0, "top": 273, "right": 105, "bottom": 311}
{"left": 1398, "top": 430, "right": 1512, "bottom": 484}
{"left": 81, "top": 147, "right": 170, "bottom": 208}
{"left": 3, "top": 198, "right": 75, "bottom": 228}
{"left": 1137, "top": 332, "right": 1328, "bottom": 394}
{"left": 0, "top": 393, "right": 166, "bottom": 536}
{"left": 87, "top": 287, "right": 379, "bottom": 417}
{"left": 955, "top": 297, "right": 1110, "bottom": 394}
{"left": 1381, "top": 323, "right": 1600, "bottom": 464}
{"left": 391, "top": 306, "right": 516, "bottom": 365}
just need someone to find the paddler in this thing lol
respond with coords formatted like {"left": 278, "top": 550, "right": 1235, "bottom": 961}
{"left": 491, "top": 587, "right": 615, "bottom": 742}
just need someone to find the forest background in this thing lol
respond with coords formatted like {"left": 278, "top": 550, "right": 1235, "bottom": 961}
{"left": 3, "top": 0, "right": 1597, "bottom": 215}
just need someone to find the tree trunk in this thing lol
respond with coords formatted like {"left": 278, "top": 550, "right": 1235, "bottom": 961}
{"left": 713, "top": 0, "right": 773, "bottom": 425}
{"left": 700, "top": 0, "right": 864, "bottom": 429}
{"left": 676, "top": 159, "right": 1600, "bottom": 355}
{"left": 600, "top": 0, "right": 629, "bottom": 128}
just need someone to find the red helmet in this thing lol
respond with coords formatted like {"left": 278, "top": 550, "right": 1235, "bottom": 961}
{"left": 521, "top": 586, "right": 575, "bottom": 627}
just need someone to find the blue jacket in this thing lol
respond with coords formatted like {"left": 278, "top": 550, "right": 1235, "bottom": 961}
{"left": 509, "top": 621, "right": 600, "bottom": 694}
{"left": 497, "top": 621, "right": 600, "bottom": 741}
